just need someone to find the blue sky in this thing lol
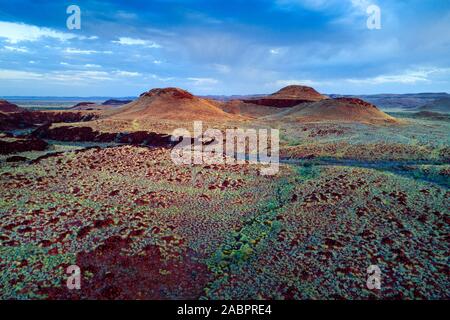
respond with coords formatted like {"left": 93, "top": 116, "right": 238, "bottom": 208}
{"left": 0, "top": 0, "right": 449, "bottom": 96}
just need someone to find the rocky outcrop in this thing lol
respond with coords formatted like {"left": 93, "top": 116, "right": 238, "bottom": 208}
{"left": 102, "top": 99, "right": 133, "bottom": 106}
{"left": 69, "top": 102, "right": 98, "bottom": 110}
{"left": 243, "top": 85, "right": 327, "bottom": 108}
{"left": 0, "top": 136, "right": 48, "bottom": 154}
{"left": 266, "top": 97, "right": 398, "bottom": 124}
{"left": 0, "top": 100, "right": 26, "bottom": 113}
{"left": 5, "top": 155, "right": 29, "bottom": 162}
{"left": 139, "top": 87, "right": 195, "bottom": 100}
{"left": 32, "top": 125, "right": 176, "bottom": 147}
{"left": 242, "top": 98, "right": 315, "bottom": 108}
{"left": 0, "top": 111, "right": 99, "bottom": 131}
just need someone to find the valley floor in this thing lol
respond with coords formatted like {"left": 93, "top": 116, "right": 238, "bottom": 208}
{"left": 0, "top": 143, "right": 448, "bottom": 299}
{"left": 0, "top": 115, "right": 449, "bottom": 299}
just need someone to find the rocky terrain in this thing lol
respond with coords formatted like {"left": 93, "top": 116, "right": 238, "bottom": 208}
{"left": 101, "top": 99, "right": 132, "bottom": 106}
{"left": 266, "top": 97, "right": 398, "bottom": 124}
{"left": 0, "top": 107, "right": 98, "bottom": 131}
{"left": 0, "top": 100, "right": 26, "bottom": 113}
{"left": 0, "top": 86, "right": 448, "bottom": 300}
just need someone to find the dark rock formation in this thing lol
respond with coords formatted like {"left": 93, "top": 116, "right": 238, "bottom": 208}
{"left": 0, "top": 137, "right": 48, "bottom": 154}
{"left": 0, "top": 100, "right": 26, "bottom": 113}
{"left": 6, "top": 155, "right": 29, "bottom": 162}
{"left": 0, "top": 111, "right": 99, "bottom": 131}
{"left": 32, "top": 125, "right": 175, "bottom": 147}
{"left": 242, "top": 98, "right": 315, "bottom": 108}
{"left": 102, "top": 99, "right": 132, "bottom": 106}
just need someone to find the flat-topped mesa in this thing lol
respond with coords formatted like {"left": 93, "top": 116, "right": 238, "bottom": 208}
{"left": 139, "top": 87, "right": 195, "bottom": 100}
{"left": 243, "top": 85, "right": 327, "bottom": 108}
{"left": 270, "top": 85, "right": 326, "bottom": 100}
{"left": 102, "top": 99, "right": 132, "bottom": 106}
{"left": 69, "top": 102, "right": 97, "bottom": 110}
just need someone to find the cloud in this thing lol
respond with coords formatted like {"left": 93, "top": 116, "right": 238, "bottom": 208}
{"left": 60, "top": 62, "right": 101, "bottom": 68}
{"left": 84, "top": 64, "right": 101, "bottom": 68}
{"left": 114, "top": 70, "right": 142, "bottom": 77}
{"left": 3, "top": 45, "right": 29, "bottom": 53}
{"left": 211, "top": 64, "right": 231, "bottom": 74}
{"left": 112, "top": 37, "right": 161, "bottom": 48}
{"left": 0, "top": 69, "right": 43, "bottom": 80}
{"left": 275, "top": 0, "right": 370, "bottom": 12}
{"left": 64, "top": 48, "right": 113, "bottom": 55}
{"left": 0, "top": 21, "right": 94, "bottom": 44}
{"left": 187, "top": 77, "right": 219, "bottom": 86}
{"left": 149, "top": 74, "right": 174, "bottom": 82}
{"left": 270, "top": 48, "right": 281, "bottom": 55}
{"left": 345, "top": 67, "right": 450, "bottom": 85}
{"left": 273, "top": 79, "right": 325, "bottom": 87}
{"left": 0, "top": 68, "right": 146, "bottom": 83}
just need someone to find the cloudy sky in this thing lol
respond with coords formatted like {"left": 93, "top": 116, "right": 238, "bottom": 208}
{"left": 0, "top": 0, "right": 449, "bottom": 96}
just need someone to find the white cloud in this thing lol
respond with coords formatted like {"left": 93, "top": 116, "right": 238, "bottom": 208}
{"left": 270, "top": 48, "right": 280, "bottom": 55}
{"left": 50, "top": 70, "right": 111, "bottom": 82}
{"left": 350, "top": 0, "right": 373, "bottom": 12}
{"left": 275, "top": 0, "right": 371, "bottom": 14}
{"left": 0, "top": 69, "right": 43, "bottom": 80}
{"left": 0, "top": 68, "right": 146, "bottom": 83}
{"left": 112, "top": 37, "right": 161, "bottom": 48}
{"left": 271, "top": 67, "right": 450, "bottom": 90}
{"left": 211, "top": 64, "right": 230, "bottom": 74}
{"left": 149, "top": 74, "right": 174, "bottom": 82}
{"left": 60, "top": 62, "right": 102, "bottom": 69}
{"left": 64, "top": 48, "right": 112, "bottom": 55}
{"left": 84, "top": 64, "right": 101, "bottom": 68}
{"left": 114, "top": 70, "right": 141, "bottom": 77}
{"left": 187, "top": 77, "right": 219, "bottom": 86}
{"left": 345, "top": 67, "right": 450, "bottom": 85}
{"left": 3, "top": 45, "right": 29, "bottom": 53}
{"left": 0, "top": 21, "right": 94, "bottom": 44}
{"left": 274, "top": 79, "right": 325, "bottom": 87}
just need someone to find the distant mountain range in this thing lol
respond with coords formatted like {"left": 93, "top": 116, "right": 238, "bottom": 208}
{"left": 2, "top": 92, "right": 449, "bottom": 113}
{"left": 204, "top": 92, "right": 450, "bottom": 111}
{"left": 0, "top": 96, "right": 136, "bottom": 101}
{"left": 329, "top": 93, "right": 450, "bottom": 111}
